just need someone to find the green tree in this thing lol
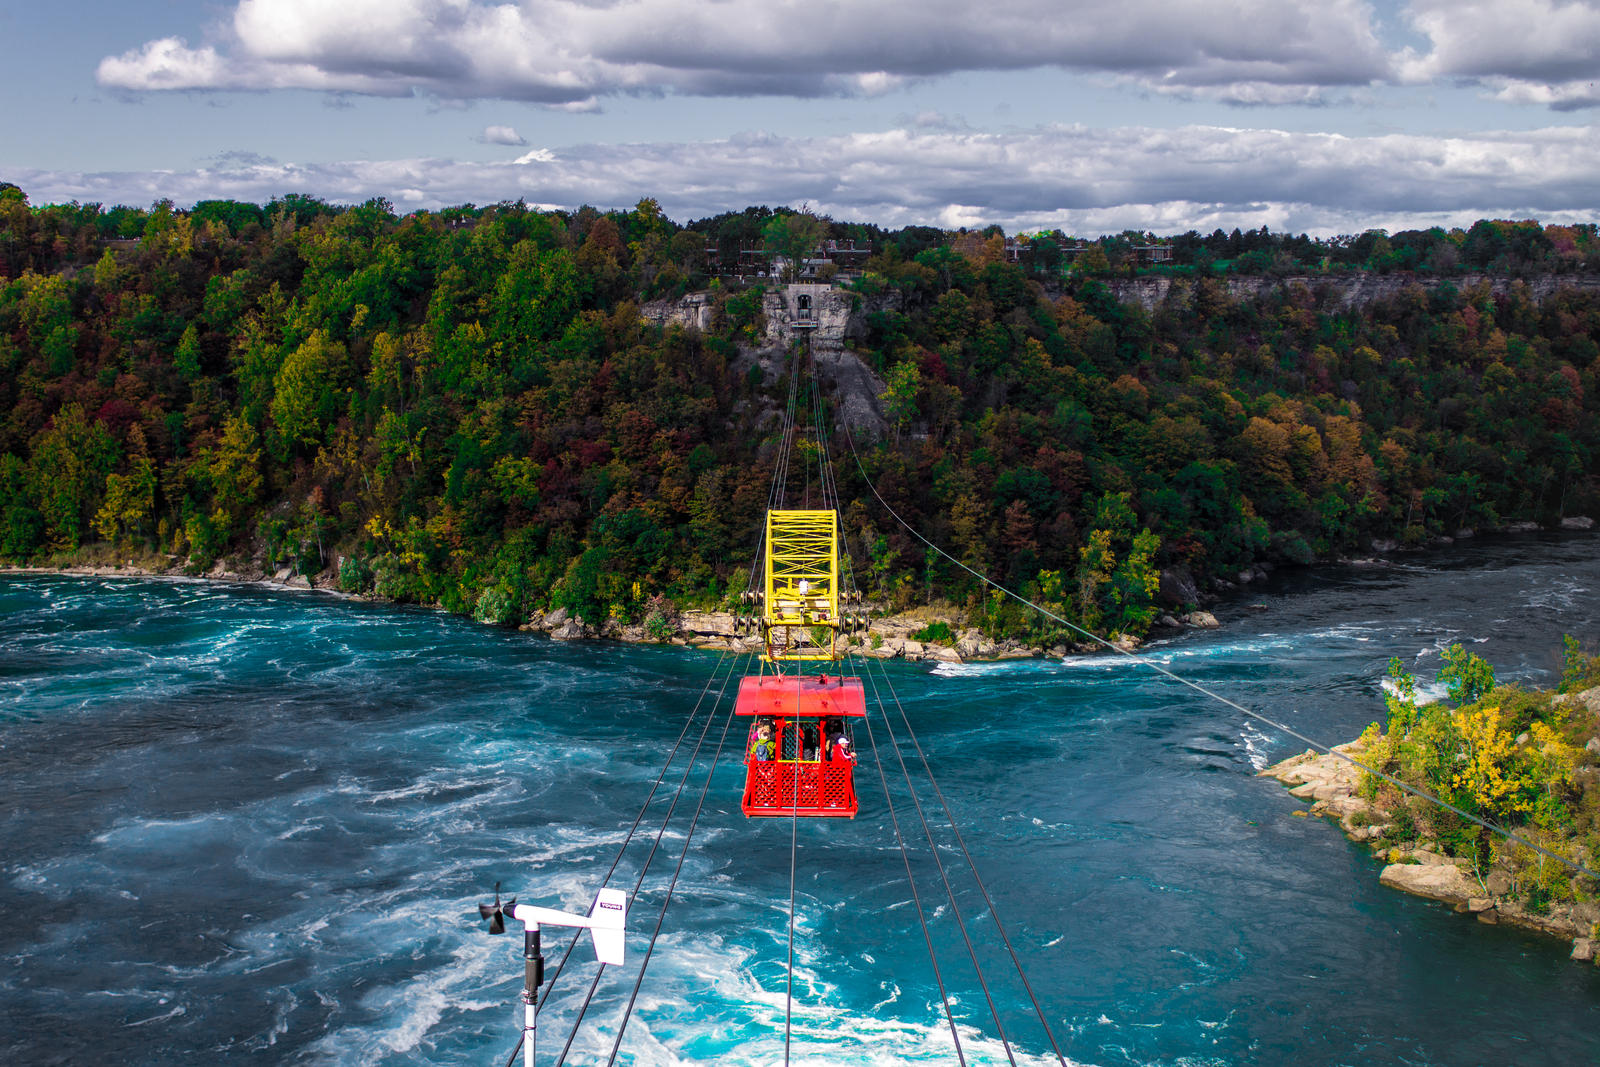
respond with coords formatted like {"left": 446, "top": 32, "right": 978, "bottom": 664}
{"left": 174, "top": 322, "right": 202, "bottom": 381}
{"left": 271, "top": 329, "right": 349, "bottom": 451}
{"left": 206, "top": 414, "right": 264, "bottom": 540}
{"left": 1076, "top": 244, "right": 1111, "bottom": 274}
{"left": 0, "top": 454, "right": 44, "bottom": 557}
{"left": 762, "top": 210, "right": 828, "bottom": 283}
{"left": 93, "top": 456, "right": 157, "bottom": 547}
{"left": 27, "top": 405, "right": 118, "bottom": 549}
{"left": 1439, "top": 643, "right": 1496, "bottom": 706}
{"left": 1559, "top": 635, "right": 1600, "bottom": 693}
{"left": 879, "top": 361, "right": 922, "bottom": 443}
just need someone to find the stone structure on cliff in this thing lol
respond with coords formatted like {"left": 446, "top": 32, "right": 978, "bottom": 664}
{"left": 641, "top": 283, "right": 893, "bottom": 440}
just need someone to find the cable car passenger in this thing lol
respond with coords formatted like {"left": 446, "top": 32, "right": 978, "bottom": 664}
{"left": 746, "top": 714, "right": 774, "bottom": 752}
{"left": 829, "top": 731, "right": 854, "bottom": 764}
{"left": 822, "top": 717, "right": 843, "bottom": 757}
{"left": 749, "top": 722, "right": 775, "bottom": 762}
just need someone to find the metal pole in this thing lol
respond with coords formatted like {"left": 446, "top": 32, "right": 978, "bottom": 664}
{"left": 523, "top": 927, "right": 544, "bottom": 1067}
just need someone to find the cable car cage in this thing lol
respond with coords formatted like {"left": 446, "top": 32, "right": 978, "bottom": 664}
{"left": 735, "top": 674, "right": 865, "bottom": 818}
{"left": 734, "top": 508, "right": 870, "bottom": 818}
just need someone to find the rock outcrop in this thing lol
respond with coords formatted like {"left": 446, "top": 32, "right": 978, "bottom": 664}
{"left": 509, "top": 601, "right": 1167, "bottom": 663}
{"left": 1262, "top": 740, "right": 1600, "bottom": 964}
{"left": 1101, "top": 272, "right": 1600, "bottom": 314}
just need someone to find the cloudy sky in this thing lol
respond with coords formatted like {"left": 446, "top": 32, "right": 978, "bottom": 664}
{"left": 3, "top": 0, "right": 1598, "bottom": 234}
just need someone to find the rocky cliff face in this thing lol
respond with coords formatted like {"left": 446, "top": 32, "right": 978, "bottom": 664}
{"left": 641, "top": 285, "right": 894, "bottom": 441}
{"left": 639, "top": 291, "right": 716, "bottom": 332}
{"left": 1102, "top": 272, "right": 1600, "bottom": 313}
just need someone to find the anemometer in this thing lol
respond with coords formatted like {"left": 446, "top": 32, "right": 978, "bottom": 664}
{"left": 479, "top": 882, "right": 627, "bottom": 1067}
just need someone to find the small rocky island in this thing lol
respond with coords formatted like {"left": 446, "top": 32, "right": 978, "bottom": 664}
{"left": 1264, "top": 649, "right": 1600, "bottom": 965}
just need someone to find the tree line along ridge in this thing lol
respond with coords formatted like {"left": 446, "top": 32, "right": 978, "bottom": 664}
{"left": 1, "top": 183, "right": 1597, "bottom": 643}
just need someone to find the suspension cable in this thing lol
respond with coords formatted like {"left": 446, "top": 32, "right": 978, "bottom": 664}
{"left": 840, "top": 421, "right": 1600, "bottom": 882}
{"left": 496, "top": 645, "right": 745, "bottom": 1067}
{"left": 604, "top": 695, "right": 743, "bottom": 1065}
{"left": 551, "top": 650, "right": 750, "bottom": 1066}
{"left": 810, "top": 333, "right": 1020, "bottom": 1060}
{"left": 855, "top": 649, "right": 1017, "bottom": 1065}
{"left": 743, "top": 340, "right": 807, "bottom": 635}
{"left": 818, "top": 386, "right": 1059, "bottom": 1062}
{"left": 785, "top": 717, "right": 802, "bottom": 1065}
{"left": 771, "top": 342, "right": 805, "bottom": 511}
{"left": 856, "top": 648, "right": 1069, "bottom": 1065}
{"left": 855, "top": 666, "right": 968, "bottom": 1065}
{"left": 543, "top": 647, "right": 740, "bottom": 1004}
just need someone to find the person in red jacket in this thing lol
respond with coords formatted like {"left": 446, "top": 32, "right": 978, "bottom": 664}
{"left": 828, "top": 730, "right": 854, "bottom": 763}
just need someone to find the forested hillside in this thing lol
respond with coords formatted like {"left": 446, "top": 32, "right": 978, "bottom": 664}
{"left": 2, "top": 182, "right": 1597, "bottom": 641}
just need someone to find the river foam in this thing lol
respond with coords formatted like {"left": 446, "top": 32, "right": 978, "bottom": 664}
{"left": 5, "top": 542, "right": 1600, "bottom": 1065}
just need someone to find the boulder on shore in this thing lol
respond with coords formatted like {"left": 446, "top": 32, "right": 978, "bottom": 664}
{"left": 1263, "top": 740, "right": 1599, "bottom": 965}
{"left": 1158, "top": 566, "right": 1201, "bottom": 608}
{"left": 1378, "top": 862, "right": 1477, "bottom": 905}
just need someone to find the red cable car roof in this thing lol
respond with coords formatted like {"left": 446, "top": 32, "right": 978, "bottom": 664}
{"left": 732, "top": 674, "right": 867, "bottom": 718}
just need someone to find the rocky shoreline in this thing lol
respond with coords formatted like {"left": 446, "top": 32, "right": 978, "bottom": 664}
{"left": 0, "top": 558, "right": 1223, "bottom": 664}
{"left": 523, "top": 603, "right": 1221, "bottom": 662}
{"left": 1260, "top": 697, "right": 1600, "bottom": 966}
{"left": 6, "top": 517, "right": 1593, "bottom": 664}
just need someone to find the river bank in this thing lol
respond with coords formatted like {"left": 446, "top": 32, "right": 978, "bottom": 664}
{"left": 4, "top": 521, "right": 1591, "bottom": 664}
{"left": 1260, "top": 689, "right": 1600, "bottom": 966}
{"left": 0, "top": 554, "right": 1224, "bottom": 664}
{"left": 9, "top": 534, "right": 1600, "bottom": 1063}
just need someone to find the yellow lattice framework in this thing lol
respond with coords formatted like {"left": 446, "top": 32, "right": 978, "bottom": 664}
{"left": 763, "top": 509, "right": 839, "bottom": 662}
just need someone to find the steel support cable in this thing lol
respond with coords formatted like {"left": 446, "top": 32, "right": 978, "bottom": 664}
{"left": 741, "top": 342, "right": 806, "bottom": 652}
{"left": 745, "top": 342, "right": 807, "bottom": 617}
{"left": 857, "top": 650, "right": 1069, "bottom": 1066}
{"left": 801, "top": 336, "right": 812, "bottom": 509}
{"left": 852, "top": 649, "right": 968, "bottom": 1066}
{"left": 856, "top": 653, "right": 1017, "bottom": 1066}
{"left": 494, "top": 647, "right": 745, "bottom": 1067}
{"left": 805, "top": 359, "right": 851, "bottom": 605}
{"left": 807, "top": 372, "right": 863, "bottom": 601}
{"left": 604, "top": 696, "right": 743, "bottom": 1066}
{"left": 771, "top": 344, "right": 801, "bottom": 506}
{"left": 538, "top": 646, "right": 741, "bottom": 1005}
{"left": 839, "top": 421, "right": 1600, "bottom": 882}
{"left": 761, "top": 344, "right": 802, "bottom": 596}
{"left": 805, "top": 343, "right": 841, "bottom": 514}
{"left": 771, "top": 342, "right": 806, "bottom": 511}
{"left": 551, "top": 650, "right": 752, "bottom": 1066}
{"left": 809, "top": 373, "right": 841, "bottom": 518}
{"left": 811, "top": 391, "right": 1063, "bottom": 1063}
{"left": 813, "top": 386, "right": 975, "bottom": 1060}
{"left": 785, "top": 718, "right": 802, "bottom": 1066}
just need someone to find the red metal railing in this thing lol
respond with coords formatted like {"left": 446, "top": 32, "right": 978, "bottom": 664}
{"left": 742, "top": 759, "right": 857, "bottom": 818}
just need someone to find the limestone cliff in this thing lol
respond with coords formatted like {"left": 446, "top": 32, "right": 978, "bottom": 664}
{"left": 641, "top": 284, "right": 893, "bottom": 440}
{"left": 1102, "top": 271, "right": 1600, "bottom": 313}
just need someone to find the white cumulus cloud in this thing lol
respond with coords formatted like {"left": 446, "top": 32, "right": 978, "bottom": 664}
{"left": 479, "top": 125, "right": 528, "bottom": 146}
{"left": 1401, "top": 0, "right": 1600, "bottom": 109}
{"left": 11, "top": 122, "right": 1600, "bottom": 236}
{"left": 96, "top": 0, "right": 1394, "bottom": 104}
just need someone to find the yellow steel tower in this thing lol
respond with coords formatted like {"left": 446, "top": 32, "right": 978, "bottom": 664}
{"left": 761, "top": 509, "right": 840, "bottom": 662}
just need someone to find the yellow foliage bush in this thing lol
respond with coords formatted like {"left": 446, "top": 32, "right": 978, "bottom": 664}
{"left": 1450, "top": 704, "right": 1528, "bottom": 817}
